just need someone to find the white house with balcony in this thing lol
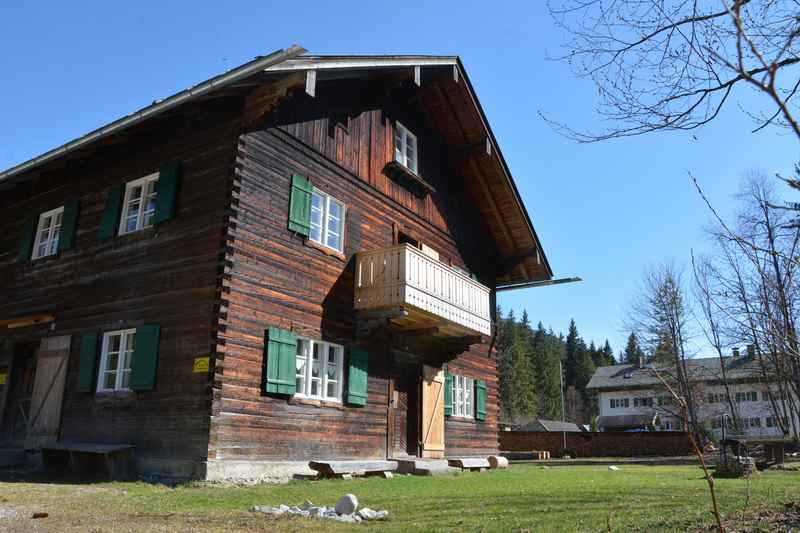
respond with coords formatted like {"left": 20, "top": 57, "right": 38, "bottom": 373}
{"left": 586, "top": 350, "right": 799, "bottom": 441}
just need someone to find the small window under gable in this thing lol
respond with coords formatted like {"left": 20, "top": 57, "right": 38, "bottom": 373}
{"left": 394, "top": 121, "right": 418, "bottom": 174}
{"left": 32, "top": 206, "right": 64, "bottom": 260}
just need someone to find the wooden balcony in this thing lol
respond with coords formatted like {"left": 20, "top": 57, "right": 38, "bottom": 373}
{"left": 354, "top": 244, "right": 492, "bottom": 338}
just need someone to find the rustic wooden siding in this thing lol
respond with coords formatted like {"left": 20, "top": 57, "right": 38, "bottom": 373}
{"left": 0, "top": 98, "right": 241, "bottom": 476}
{"left": 211, "top": 82, "right": 501, "bottom": 462}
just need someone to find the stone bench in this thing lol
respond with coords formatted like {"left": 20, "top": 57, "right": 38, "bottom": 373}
{"left": 42, "top": 442, "right": 135, "bottom": 480}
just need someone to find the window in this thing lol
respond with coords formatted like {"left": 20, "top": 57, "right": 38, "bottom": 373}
{"left": 610, "top": 398, "right": 630, "bottom": 409}
{"left": 31, "top": 206, "right": 64, "bottom": 259}
{"left": 766, "top": 416, "right": 788, "bottom": 428}
{"left": 657, "top": 396, "right": 674, "bottom": 406}
{"left": 634, "top": 397, "right": 653, "bottom": 408}
{"left": 97, "top": 329, "right": 136, "bottom": 392}
{"left": 394, "top": 122, "right": 418, "bottom": 173}
{"left": 119, "top": 173, "right": 159, "bottom": 235}
{"left": 294, "top": 338, "right": 343, "bottom": 401}
{"left": 742, "top": 417, "right": 762, "bottom": 429}
{"left": 735, "top": 391, "right": 758, "bottom": 403}
{"left": 451, "top": 375, "right": 474, "bottom": 418}
{"left": 309, "top": 189, "right": 345, "bottom": 253}
{"left": 660, "top": 419, "right": 675, "bottom": 431}
{"left": 707, "top": 393, "right": 727, "bottom": 404}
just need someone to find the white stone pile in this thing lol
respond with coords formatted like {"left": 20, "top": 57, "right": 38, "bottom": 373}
{"left": 251, "top": 493, "right": 389, "bottom": 523}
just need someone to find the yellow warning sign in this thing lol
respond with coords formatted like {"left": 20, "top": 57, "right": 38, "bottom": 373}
{"left": 193, "top": 357, "right": 210, "bottom": 373}
{"left": 0, "top": 373, "right": 7, "bottom": 385}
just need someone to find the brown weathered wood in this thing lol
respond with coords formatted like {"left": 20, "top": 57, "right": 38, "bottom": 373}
{"left": 2, "top": 62, "right": 521, "bottom": 478}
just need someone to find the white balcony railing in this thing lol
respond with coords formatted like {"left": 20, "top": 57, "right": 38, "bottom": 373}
{"left": 354, "top": 244, "right": 491, "bottom": 336}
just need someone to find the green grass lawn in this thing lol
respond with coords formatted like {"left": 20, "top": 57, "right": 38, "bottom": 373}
{"left": 0, "top": 464, "right": 797, "bottom": 532}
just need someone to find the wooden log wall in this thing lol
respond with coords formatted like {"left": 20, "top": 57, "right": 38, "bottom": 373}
{"left": 0, "top": 98, "right": 242, "bottom": 477}
{"left": 210, "top": 80, "right": 501, "bottom": 463}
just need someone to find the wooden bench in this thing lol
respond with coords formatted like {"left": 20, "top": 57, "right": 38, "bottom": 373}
{"left": 42, "top": 442, "right": 135, "bottom": 480}
{"left": 447, "top": 457, "right": 491, "bottom": 472}
{"left": 308, "top": 460, "right": 398, "bottom": 479}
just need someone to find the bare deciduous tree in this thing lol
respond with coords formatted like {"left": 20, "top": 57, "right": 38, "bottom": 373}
{"left": 545, "top": 0, "right": 800, "bottom": 141}
{"left": 698, "top": 174, "right": 800, "bottom": 435}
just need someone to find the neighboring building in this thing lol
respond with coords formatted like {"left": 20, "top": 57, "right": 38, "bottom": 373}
{"left": 587, "top": 351, "right": 799, "bottom": 440}
{"left": 514, "top": 419, "right": 584, "bottom": 433}
{"left": 0, "top": 47, "right": 554, "bottom": 479}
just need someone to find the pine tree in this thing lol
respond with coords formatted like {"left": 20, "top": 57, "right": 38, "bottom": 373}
{"left": 575, "top": 339, "right": 597, "bottom": 393}
{"left": 622, "top": 332, "right": 644, "bottom": 365}
{"left": 533, "top": 324, "right": 564, "bottom": 420}
{"left": 510, "top": 339, "right": 537, "bottom": 423}
{"left": 495, "top": 306, "right": 515, "bottom": 422}
{"left": 601, "top": 340, "right": 615, "bottom": 366}
{"left": 651, "top": 333, "right": 675, "bottom": 366}
{"left": 589, "top": 340, "right": 603, "bottom": 367}
{"left": 564, "top": 319, "right": 580, "bottom": 386}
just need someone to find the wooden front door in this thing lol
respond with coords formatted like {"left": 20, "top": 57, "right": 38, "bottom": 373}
{"left": 388, "top": 373, "right": 419, "bottom": 458}
{"left": 25, "top": 335, "right": 71, "bottom": 449}
{"left": 420, "top": 365, "right": 445, "bottom": 458}
{"left": 0, "top": 343, "right": 38, "bottom": 447}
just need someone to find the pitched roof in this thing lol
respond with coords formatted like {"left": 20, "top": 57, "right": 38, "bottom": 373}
{"left": 597, "top": 413, "right": 660, "bottom": 431}
{"left": 514, "top": 419, "right": 583, "bottom": 432}
{"left": 586, "top": 356, "right": 768, "bottom": 391}
{"left": 0, "top": 49, "right": 552, "bottom": 286}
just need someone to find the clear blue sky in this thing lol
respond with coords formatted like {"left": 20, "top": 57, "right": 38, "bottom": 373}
{"left": 2, "top": 1, "right": 798, "bottom": 356}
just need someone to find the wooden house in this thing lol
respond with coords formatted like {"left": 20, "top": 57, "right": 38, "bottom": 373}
{"left": 0, "top": 45, "right": 553, "bottom": 479}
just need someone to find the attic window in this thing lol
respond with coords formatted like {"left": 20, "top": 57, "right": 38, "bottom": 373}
{"left": 394, "top": 121, "right": 418, "bottom": 173}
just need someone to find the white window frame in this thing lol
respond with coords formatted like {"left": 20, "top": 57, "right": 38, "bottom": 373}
{"left": 451, "top": 374, "right": 474, "bottom": 418}
{"left": 735, "top": 391, "right": 758, "bottom": 403}
{"left": 309, "top": 188, "right": 346, "bottom": 253}
{"left": 31, "top": 206, "right": 65, "bottom": 260}
{"left": 97, "top": 328, "right": 136, "bottom": 393}
{"left": 610, "top": 398, "right": 630, "bottom": 409}
{"left": 119, "top": 173, "right": 159, "bottom": 235}
{"left": 394, "top": 121, "right": 418, "bottom": 173}
{"left": 294, "top": 337, "right": 344, "bottom": 402}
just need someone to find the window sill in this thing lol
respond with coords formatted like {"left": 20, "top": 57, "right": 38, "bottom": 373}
{"left": 305, "top": 238, "right": 346, "bottom": 262}
{"left": 384, "top": 160, "right": 436, "bottom": 196}
{"left": 94, "top": 390, "right": 135, "bottom": 399}
{"left": 289, "top": 396, "right": 345, "bottom": 410}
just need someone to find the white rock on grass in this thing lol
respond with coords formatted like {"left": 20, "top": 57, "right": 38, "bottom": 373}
{"left": 608, "top": 465, "right": 620, "bottom": 471}
{"left": 358, "top": 508, "right": 389, "bottom": 520}
{"left": 335, "top": 493, "right": 359, "bottom": 515}
{"left": 0, "top": 509, "right": 18, "bottom": 519}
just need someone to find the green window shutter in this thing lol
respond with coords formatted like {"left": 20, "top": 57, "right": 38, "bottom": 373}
{"left": 58, "top": 199, "right": 81, "bottom": 252}
{"left": 346, "top": 347, "right": 368, "bottom": 406}
{"left": 153, "top": 161, "right": 181, "bottom": 224}
{"left": 444, "top": 372, "right": 453, "bottom": 416}
{"left": 287, "top": 174, "right": 312, "bottom": 236}
{"left": 98, "top": 184, "right": 125, "bottom": 240}
{"left": 17, "top": 215, "right": 37, "bottom": 262}
{"left": 78, "top": 332, "right": 99, "bottom": 392}
{"left": 476, "top": 379, "right": 487, "bottom": 421}
{"left": 130, "top": 325, "right": 161, "bottom": 391}
{"left": 264, "top": 327, "right": 297, "bottom": 395}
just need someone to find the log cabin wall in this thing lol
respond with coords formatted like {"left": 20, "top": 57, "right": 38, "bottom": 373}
{"left": 210, "top": 78, "right": 500, "bottom": 466}
{"left": 0, "top": 98, "right": 242, "bottom": 477}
